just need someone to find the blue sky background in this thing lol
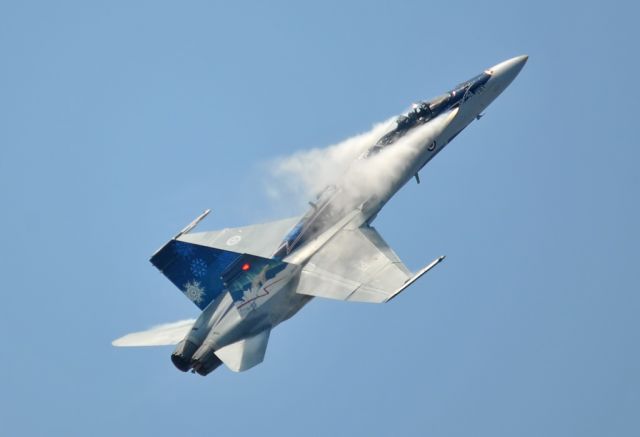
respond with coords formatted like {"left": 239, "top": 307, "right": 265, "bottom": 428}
{"left": 1, "top": 1, "right": 638, "bottom": 436}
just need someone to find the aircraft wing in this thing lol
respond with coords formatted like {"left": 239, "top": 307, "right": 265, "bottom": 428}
{"left": 177, "top": 216, "right": 300, "bottom": 259}
{"left": 296, "top": 226, "right": 444, "bottom": 303}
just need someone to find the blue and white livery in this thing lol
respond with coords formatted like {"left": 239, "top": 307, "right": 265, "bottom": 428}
{"left": 113, "top": 56, "right": 528, "bottom": 375}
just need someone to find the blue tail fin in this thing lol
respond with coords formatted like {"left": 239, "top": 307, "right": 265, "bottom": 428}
{"left": 150, "top": 240, "right": 289, "bottom": 310}
{"left": 150, "top": 240, "right": 241, "bottom": 310}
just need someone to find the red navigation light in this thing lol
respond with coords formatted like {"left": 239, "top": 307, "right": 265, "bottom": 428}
{"left": 241, "top": 263, "right": 251, "bottom": 271}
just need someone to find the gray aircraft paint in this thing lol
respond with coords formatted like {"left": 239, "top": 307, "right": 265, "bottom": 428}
{"left": 113, "top": 55, "right": 528, "bottom": 375}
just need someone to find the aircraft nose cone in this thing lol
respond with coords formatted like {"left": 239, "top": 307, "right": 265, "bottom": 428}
{"left": 483, "top": 55, "right": 528, "bottom": 97}
{"left": 487, "top": 55, "right": 528, "bottom": 83}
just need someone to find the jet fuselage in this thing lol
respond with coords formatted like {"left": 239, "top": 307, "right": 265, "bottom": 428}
{"left": 175, "top": 56, "right": 528, "bottom": 375}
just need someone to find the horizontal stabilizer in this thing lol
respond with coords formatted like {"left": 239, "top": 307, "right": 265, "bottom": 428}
{"left": 112, "top": 319, "right": 195, "bottom": 347}
{"left": 215, "top": 329, "right": 271, "bottom": 372}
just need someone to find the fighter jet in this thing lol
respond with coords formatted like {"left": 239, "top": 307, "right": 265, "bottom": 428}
{"left": 113, "top": 55, "right": 528, "bottom": 375}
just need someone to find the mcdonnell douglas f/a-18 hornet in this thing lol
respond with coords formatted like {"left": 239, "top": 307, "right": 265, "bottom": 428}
{"left": 113, "top": 56, "right": 528, "bottom": 375}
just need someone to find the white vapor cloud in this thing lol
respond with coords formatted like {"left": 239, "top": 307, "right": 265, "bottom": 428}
{"left": 265, "top": 117, "right": 397, "bottom": 205}
{"left": 265, "top": 109, "right": 455, "bottom": 215}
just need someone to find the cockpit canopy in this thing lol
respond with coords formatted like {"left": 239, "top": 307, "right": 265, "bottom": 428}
{"left": 363, "top": 71, "right": 491, "bottom": 155}
{"left": 426, "top": 93, "right": 451, "bottom": 113}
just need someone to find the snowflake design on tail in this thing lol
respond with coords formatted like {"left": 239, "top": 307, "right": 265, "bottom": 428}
{"left": 183, "top": 280, "right": 206, "bottom": 304}
{"left": 190, "top": 258, "right": 207, "bottom": 277}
